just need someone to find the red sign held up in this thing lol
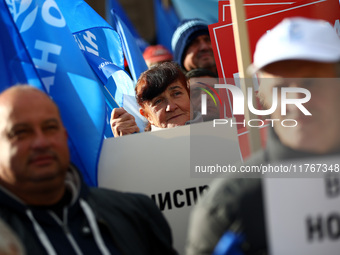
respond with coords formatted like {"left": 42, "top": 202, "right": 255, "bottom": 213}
{"left": 209, "top": 0, "right": 340, "bottom": 159}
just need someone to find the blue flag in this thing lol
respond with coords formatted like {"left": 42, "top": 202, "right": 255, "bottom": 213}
{"left": 154, "top": 0, "right": 180, "bottom": 52}
{"left": 57, "top": 0, "right": 147, "bottom": 136}
{"left": 57, "top": 0, "right": 124, "bottom": 138}
{"left": 83, "top": 51, "right": 148, "bottom": 135}
{"left": 106, "top": 0, "right": 149, "bottom": 52}
{"left": 82, "top": 50, "right": 134, "bottom": 108}
{"left": 0, "top": 0, "right": 41, "bottom": 92}
{"left": 57, "top": 0, "right": 124, "bottom": 69}
{"left": 3, "top": 0, "right": 106, "bottom": 186}
{"left": 110, "top": 10, "right": 148, "bottom": 84}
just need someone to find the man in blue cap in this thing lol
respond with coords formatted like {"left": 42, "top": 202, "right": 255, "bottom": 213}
{"left": 171, "top": 19, "right": 217, "bottom": 75}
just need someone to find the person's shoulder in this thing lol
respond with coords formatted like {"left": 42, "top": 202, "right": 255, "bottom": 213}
{"left": 89, "top": 187, "right": 150, "bottom": 202}
{"left": 200, "top": 177, "right": 261, "bottom": 210}
{"left": 87, "top": 188, "right": 177, "bottom": 255}
{"left": 88, "top": 187, "right": 157, "bottom": 212}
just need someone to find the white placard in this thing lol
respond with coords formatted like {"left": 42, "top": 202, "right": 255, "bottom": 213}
{"left": 98, "top": 120, "right": 241, "bottom": 254}
{"left": 264, "top": 157, "right": 340, "bottom": 255}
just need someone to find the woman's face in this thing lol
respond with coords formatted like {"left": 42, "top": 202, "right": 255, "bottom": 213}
{"left": 140, "top": 80, "right": 192, "bottom": 128}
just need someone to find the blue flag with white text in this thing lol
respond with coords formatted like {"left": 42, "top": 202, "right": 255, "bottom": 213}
{"left": 57, "top": 0, "right": 124, "bottom": 69}
{"left": 0, "top": 0, "right": 41, "bottom": 92}
{"left": 57, "top": 0, "right": 147, "bottom": 136}
{"left": 2, "top": 0, "right": 106, "bottom": 186}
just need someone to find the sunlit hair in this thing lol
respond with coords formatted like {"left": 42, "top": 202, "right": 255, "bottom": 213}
{"left": 135, "top": 61, "right": 189, "bottom": 106}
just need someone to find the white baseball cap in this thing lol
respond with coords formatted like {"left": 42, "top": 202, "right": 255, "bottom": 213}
{"left": 251, "top": 17, "right": 340, "bottom": 72}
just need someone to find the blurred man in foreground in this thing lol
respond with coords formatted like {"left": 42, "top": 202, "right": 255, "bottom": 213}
{"left": 0, "top": 85, "right": 177, "bottom": 255}
{"left": 186, "top": 17, "right": 340, "bottom": 255}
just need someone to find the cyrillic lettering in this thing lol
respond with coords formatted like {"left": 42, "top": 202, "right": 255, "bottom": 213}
{"left": 83, "top": 31, "right": 99, "bottom": 56}
{"left": 327, "top": 213, "right": 340, "bottom": 240}
{"left": 199, "top": 185, "right": 209, "bottom": 195}
{"left": 306, "top": 216, "right": 323, "bottom": 241}
{"left": 325, "top": 174, "right": 340, "bottom": 198}
{"left": 150, "top": 194, "right": 156, "bottom": 203}
{"left": 173, "top": 190, "right": 185, "bottom": 208}
{"left": 42, "top": 0, "right": 66, "bottom": 27}
{"left": 185, "top": 187, "right": 198, "bottom": 206}
{"left": 33, "top": 40, "right": 61, "bottom": 73}
{"left": 158, "top": 192, "right": 172, "bottom": 211}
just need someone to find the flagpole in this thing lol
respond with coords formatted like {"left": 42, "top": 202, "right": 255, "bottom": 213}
{"left": 229, "top": 0, "right": 262, "bottom": 154}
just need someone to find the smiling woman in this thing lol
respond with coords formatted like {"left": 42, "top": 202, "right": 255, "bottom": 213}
{"left": 136, "top": 62, "right": 198, "bottom": 131}
{"left": 110, "top": 62, "right": 203, "bottom": 136}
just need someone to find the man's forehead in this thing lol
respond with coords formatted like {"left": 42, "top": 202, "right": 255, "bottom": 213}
{"left": 192, "top": 34, "right": 210, "bottom": 42}
{"left": 0, "top": 88, "right": 60, "bottom": 121}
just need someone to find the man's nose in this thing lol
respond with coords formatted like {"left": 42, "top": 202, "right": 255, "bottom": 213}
{"left": 199, "top": 39, "right": 211, "bottom": 51}
{"left": 31, "top": 130, "right": 50, "bottom": 149}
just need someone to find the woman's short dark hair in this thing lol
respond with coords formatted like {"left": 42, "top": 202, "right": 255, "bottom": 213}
{"left": 135, "top": 62, "right": 188, "bottom": 106}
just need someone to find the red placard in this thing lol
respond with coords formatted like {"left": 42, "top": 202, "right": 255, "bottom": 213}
{"left": 210, "top": 0, "right": 340, "bottom": 159}
{"left": 218, "top": 0, "right": 299, "bottom": 22}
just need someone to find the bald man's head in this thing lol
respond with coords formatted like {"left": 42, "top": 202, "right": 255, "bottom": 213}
{"left": 0, "top": 85, "right": 69, "bottom": 205}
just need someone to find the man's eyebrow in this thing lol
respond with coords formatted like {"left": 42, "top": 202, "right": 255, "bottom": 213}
{"left": 43, "top": 118, "right": 59, "bottom": 124}
{"left": 10, "top": 123, "right": 29, "bottom": 130}
{"left": 11, "top": 118, "right": 60, "bottom": 129}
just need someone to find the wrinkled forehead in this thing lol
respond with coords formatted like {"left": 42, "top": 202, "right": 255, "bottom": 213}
{"left": 168, "top": 81, "right": 187, "bottom": 89}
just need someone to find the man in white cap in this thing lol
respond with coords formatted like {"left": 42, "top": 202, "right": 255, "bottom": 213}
{"left": 185, "top": 17, "right": 340, "bottom": 255}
